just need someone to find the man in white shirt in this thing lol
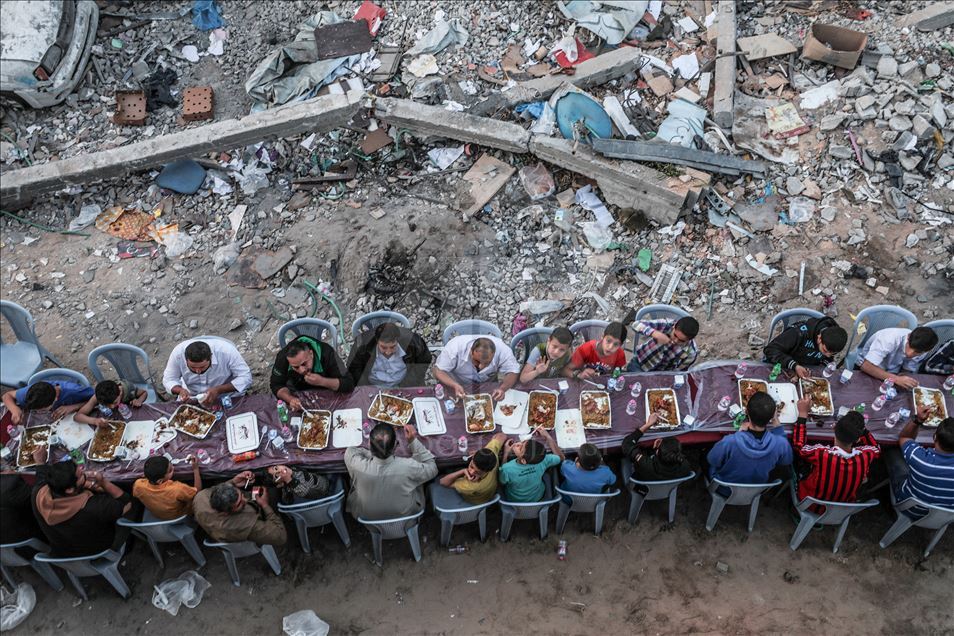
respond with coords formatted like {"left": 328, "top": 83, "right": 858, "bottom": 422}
{"left": 162, "top": 338, "right": 253, "bottom": 407}
{"left": 432, "top": 335, "right": 520, "bottom": 401}
{"left": 856, "top": 326, "right": 938, "bottom": 390}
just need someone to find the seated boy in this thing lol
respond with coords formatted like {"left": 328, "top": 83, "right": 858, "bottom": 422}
{"left": 74, "top": 380, "right": 148, "bottom": 427}
{"left": 1, "top": 380, "right": 94, "bottom": 425}
{"left": 559, "top": 443, "right": 616, "bottom": 500}
{"left": 621, "top": 413, "right": 692, "bottom": 482}
{"left": 519, "top": 327, "right": 574, "bottom": 384}
{"left": 132, "top": 455, "right": 202, "bottom": 520}
{"left": 565, "top": 322, "right": 628, "bottom": 380}
{"left": 628, "top": 316, "right": 700, "bottom": 372}
{"left": 856, "top": 326, "right": 938, "bottom": 390}
{"left": 439, "top": 433, "right": 507, "bottom": 504}
{"left": 499, "top": 428, "right": 565, "bottom": 502}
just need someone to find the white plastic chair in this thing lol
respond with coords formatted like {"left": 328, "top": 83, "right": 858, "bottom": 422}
{"left": 277, "top": 318, "right": 339, "bottom": 350}
{"left": 788, "top": 480, "right": 878, "bottom": 553}
{"left": 117, "top": 511, "right": 205, "bottom": 567}
{"left": 442, "top": 319, "right": 502, "bottom": 346}
{"left": 351, "top": 311, "right": 412, "bottom": 339}
{"left": 357, "top": 510, "right": 425, "bottom": 565}
{"left": 0, "top": 300, "right": 60, "bottom": 387}
{"left": 510, "top": 327, "right": 554, "bottom": 365}
{"left": 622, "top": 458, "right": 695, "bottom": 524}
{"left": 705, "top": 478, "right": 782, "bottom": 532}
{"left": 555, "top": 486, "right": 620, "bottom": 535}
{"left": 87, "top": 343, "right": 160, "bottom": 403}
{"left": 203, "top": 539, "right": 282, "bottom": 587}
{"left": 843, "top": 305, "right": 918, "bottom": 369}
{"left": 766, "top": 308, "right": 825, "bottom": 342}
{"left": 499, "top": 472, "right": 561, "bottom": 541}
{"left": 635, "top": 304, "right": 690, "bottom": 322}
{"left": 879, "top": 491, "right": 954, "bottom": 559}
{"left": 569, "top": 320, "right": 610, "bottom": 343}
{"left": 429, "top": 483, "right": 499, "bottom": 546}
{"left": 27, "top": 368, "right": 90, "bottom": 387}
{"left": 277, "top": 477, "right": 350, "bottom": 554}
{"left": 1, "top": 537, "right": 63, "bottom": 591}
{"left": 35, "top": 546, "right": 129, "bottom": 600}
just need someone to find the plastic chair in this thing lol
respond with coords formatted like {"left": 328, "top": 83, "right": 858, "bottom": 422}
{"left": 0, "top": 300, "right": 60, "bottom": 387}
{"left": 555, "top": 486, "right": 620, "bottom": 535}
{"left": 87, "top": 343, "right": 160, "bottom": 403}
{"left": 843, "top": 305, "right": 918, "bottom": 369}
{"left": 277, "top": 477, "right": 350, "bottom": 554}
{"left": 922, "top": 319, "right": 954, "bottom": 348}
{"left": 788, "top": 480, "right": 877, "bottom": 553}
{"left": 277, "top": 318, "right": 339, "bottom": 350}
{"left": 569, "top": 320, "right": 609, "bottom": 343}
{"left": 766, "top": 308, "right": 825, "bottom": 342}
{"left": 510, "top": 327, "right": 554, "bottom": 365}
{"left": 429, "top": 483, "right": 500, "bottom": 546}
{"left": 879, "top": 491, "right": 954, "bottom": 559}
{"left": 28, "top": 368, "right": 91, "bottom": 387}
{"left": 705, "top": 478, "right": 782, "bottom": 532}
{"left": 202, "top": 540, "right": 281, "bottom": 587}
{"left": 622, "top": 458, "right": 695, "bottom": 524}
{"left": 1, "top": 537, "right": 63, "bottom": 591}
{"left": 634, "top": 304, "right": 690, "bottom": 323}
{"left": 351, "top": 311, "right": 412, "bottom": 339}
{"left": 356, "top": 510, "right": 425, "bottom": 565}
{"left": 442, "top": 319, "right": 502, "bottom": 346}
{"left": 35, "top": 546, "right": 129, "bottom": 600}
{"left": 499, "top": 472, "right": 561, "bottom": 541}
{"left": 117, "top": 511, "right": 205, "bottom": 568}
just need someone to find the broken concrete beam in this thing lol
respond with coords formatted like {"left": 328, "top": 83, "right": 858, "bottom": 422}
{"left": 712, "top": 0, "right": 738, "bottom": 129}
{"left": 0, "top": 91, "right": 364, "bottom": 210}
{"left": 374, "top": 98, "right": 530, "bottom": 153}
{"left": 901, "top": 2, "right": 954, "bottom": 31}
{"left": 592, "top": 138, "right": 767, "bottom": 177}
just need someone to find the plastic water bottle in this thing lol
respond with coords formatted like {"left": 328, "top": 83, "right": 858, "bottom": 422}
{"left": 944, "top": 375, "right": 954, "bottom": 392}
{"left": 98, "top": 405, "right": 114, "bottom": 417}
{"left": 117, "top": 403, "right": 132, "bottom": 419}
{"left": 444, "top": 399, "right": 456, "bottom": 414}
{"left": 557, "top": 540, "right": 567, "bottom": 561}
{"left": 879, "top": 378, "right": 894, "bottom": 394}
{"left": 854, "top": 403, "right": 866, "bottom": 414}
{"left": 885, "top": 411, "right": 902, "bottom": 428}
{"left": 615, "top": 374, "right": 626, "bottom": 393}
{"left": 885, "top": 387, "right": 898, "bottom": 401}
{"left": 734, "top": 362, "right": 747, "bottom": 379}
{"left": 768, "top": 363, "right": 782, "bottom": 381}
{"left": 607, "top": 376, "right": 617, "bottom": 392}
{"left": 457, "top": 435, "right": 468, "bottom": 454}
{"left": 448, "top": 545, "right": 468, "bottom": 554}
{"left": 717, "top": 395, "right": 732, "bottom": 412}
{"left": 871, "top": 394, "right": 886, "bottom": 411}
{"left": 630, "top": 382, "right": 642, "bottom": 398}
{"left": 626, "top": 400, "right": 637, "bottom": 415}
{"left": 221, "top": 395, "right": 233, "bottom": 409}
{"left": 899, "top": 408, "right": 911, "bottom": 420}
{"left": 276, "top": 400, "right": 289, "bottom": 424}
{"left": 839, "top": 369, "right": 853, "bottom": 385}
{"left": 822, "top": 362, "right": 837, "bottom": 379}
{"left": 435, "top": 384, "right": 445, "bottom": 400}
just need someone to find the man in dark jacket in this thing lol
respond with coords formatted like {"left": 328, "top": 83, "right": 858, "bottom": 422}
{"left": 346, "top": 323, "right": 432, "bottom": 388}
{"left": 2, "top": 466, "right": 44, "bottom": 545}
{"left": 270, "top": 335, "right": 353, "bottom": 411}
{"left": 763, "top": 316, "right": 847, "bottom": 379}
{"left": 621, "top": 413, "right": 692, "bottom": 483}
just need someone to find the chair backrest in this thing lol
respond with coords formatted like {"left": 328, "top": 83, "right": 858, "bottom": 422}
{"left": 510, "top": 327, "right": 554, "bottom": 365}
{"left": 28, "top": 368, "right": 90, "bottom": 387}
{"left": 629, "top": 471, "right": 697, "bottom": 499}
{"left": 710, "top": 478, "right": 782, "bottom": 504}
{"left": 923, "top": 319, "right": 954, "bottom": 347}
{"left": 87, "top": 343, "right": 151, "bottom": 385}
{"left": 569, "top": 320, "right": 610, "bottom": 343}
{"left": 117, "top": 514, "right": 189, "bottom": 542}
{"left": 277, "top": 319, "right": 338, "bottom": 349}
{"left": 35, "top": 549, "right": 113, "bottom": 576}
{"left": 555, "top": 487, "right": 621, "bottom": 512}
{"left": 0, "top": 545, "right": 31, "bottom": 567}
{"left": 635, "top": 304, "right": 690, "bottom": 323}
{"left": 351, "top": 311, "right": 412, "bottom": 339}
{"left": 203, "top": 539, "right": 261, "bottom": 558}
{"left": 442, "top": 320, "right": 502, "bottom": 346}
{"left": 357, "top": 510, "right": 424, "bottom": 539}
{"left": 844, "top": 305, "right": 918, "bottom": 368}
{"left": 0, "top": 300, "right": 39, "bottom": 345}
{"left": 277, "top": 489, "right": 345, "bottom": 522}
{"left": 766, "top": 308, "right": 825, "bottom": 342}
{"left": 902, "top": 496, "right": 954, "bottom": 530}
{"left": 802, "top": 497, "right": 878, "bottom": 525}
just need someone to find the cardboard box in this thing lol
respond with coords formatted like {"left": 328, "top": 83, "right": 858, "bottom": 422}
{"left": 802, "top": 23, "right": 868, "bottom": 69}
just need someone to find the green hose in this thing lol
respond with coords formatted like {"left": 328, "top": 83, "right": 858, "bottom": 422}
{"left": 301, "top": 280, "right": 349, "bottom": 354}
{"left": 0, "top": 132, "right": 31, "bottom": 166}
{"left": 1, "top": 209, "right": 90, "bottom": 237}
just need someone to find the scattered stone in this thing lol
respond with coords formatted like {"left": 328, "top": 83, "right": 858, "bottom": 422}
{"left": 906, "top": 233, "right": 919, "bottom": 248}
{"left": 876, "top": 285, "right": 889, "bottom": 296}
{"left": 786, "top": 177, "right": 804, "bottom": 196}
{"left": 716, "top": 562, "right": 730, "bottom": 574}
{"left": 925, "top": 62, "right": 941, "bottom": 78}
{"left": 911, "top": 115, "right": 935, "bottom": 139}
{"left": 876, "top": 56, "right": 898, "bottom": 77}
{"left": 819, "top": 114, "right": 845, "bottom": 131}
{"left": 228, "top": 318, "right": 243, "bottom": 331}
{"left": 81, "top": 269, "right": 96, "bottom": 283}
{"left": 888, "top": 116, "right": 912, "bottom": 132}
{"left": 829, "top": 145, "right": 854, "bottom": 160}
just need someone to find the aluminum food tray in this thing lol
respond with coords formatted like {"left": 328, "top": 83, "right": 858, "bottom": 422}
{"left": 368, "top": 393, "right": 414, "bottom": 426}
{"left": 913, "top": 387, "right": 948, "bottom": 427}
{"left": 580, "top": 390, "right": 612, "bottom": 429}
{"left": 88, "top": 421, "right": 127, "bottom": 462}
{"left": 298, "top": 409, "right": 332, "bottom": 451}
{"left": 645, "top": 388, "right": 681, "bottom": 429}
{"left": 798, "top": 377, "right": 834, "bottom": 417}
{"left": 526, "top": 390, "right": 558, "bottom": 430}
{"left": 16, "top": 425, "right": 51, "bottom": 468}
{"left": 169, "top": 404, "right": 218, "bottom": 439}
{"left": 464, "top": 393, "right": 495, "bottom": 434}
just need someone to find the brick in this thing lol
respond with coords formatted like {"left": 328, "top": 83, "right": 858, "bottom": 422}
{"left": 182, "top": 87, "right": 214, "bottom": 122}
{"left": 113, "top": 90, "right": 146, "bottom": 126}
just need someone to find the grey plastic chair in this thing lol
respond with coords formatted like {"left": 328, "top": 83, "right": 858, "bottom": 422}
{"left": 635, "top": 304, "right": 690, "bottom": 322}
{"left": 499, "top": 472, "right": 561, "bottom": 541}
{"left": 555, "top": 486, "right": 620, "bottom": 535}
{"left": 843, "top": 305, "right": 918, "bottom": 369}
{"left": 0, "top": 300, "right": 60, "bottom": 387}
{"left": 35, "top": 546, "right": 129, "bottom": 600}
{"left": 622, "top": 458, "right": 695, "bottom": 524}
{"left": 277, "top": 318, "right": 339, "bottom": 350}
{"left": 203, "top": 539, "right": 282, "bottom": 587}
{"left": 922, "top": 319, "right": 954, "bottom": 350}
{"left": 87, "top": 343, "right": 160, "bottom": 403}
{"left": 788, "top": 480, "right": 878, "bottom": 553}
{"left": 879, "top": 491, "right": 954, "bottom": 558}
{"left": 357, "top": 509, "right": 425, "bottom": 565}
{"left": 351, "top": 311, "right": 412, "bottom": 339}
{"left": 442, "top": 319, "right": 502, "bottom": 346}
{"left": 28, "top": 368, "right": 91, "bottom": 387}
{"left": 766, "top": 308, "right": 825, "bottom": 342}
{"left": 117, "top": 511, "right": 205, "bottom": 568}
{"left": 705, "top": 477, "right": 782, "bottom": 532}
{"left": 510, "top": 327, "right": 554, "bottom": 365}
{"left": 1, "top": 537, "right": 63, "bottom": 591}
{"left": 569, "top": 320, "right": 610, "bottom": 343}
{"left": 277, "top": 477, "right": 350, "bottom": 553}
{"left": 429, "top": 483, "right": 499, "bottom": 546}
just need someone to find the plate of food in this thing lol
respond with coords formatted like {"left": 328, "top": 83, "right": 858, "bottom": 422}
{"left": 411, "top": 398, "right": 446, "bottom": 437}
{"left": 913, "top": 387, "right": 948, "bottom": 427}
{"left": 226, "top": 412, "right": 259, "bottom": 454}
{"left": 580, "top": 391, "right": 612, "bottom": 429}
{"left": 526, "top": 390, "right": 558, "bottom": 430}
{"left": 464, "top": 394, "right": 495, "bottom": 434}
{"left": 767, "top": 383, "right": 799, "bottom": 424}
{"left": 121, "top": 420, "right": 156, "bottom": 460}
{"left": 645, "top": 388, "right": 681, "bottom": 429}
{"left": 555, "top": 409, "right": 586, "bottom": 449}
{"left": 493, "top": 389, "right": 529, "bottom": 432}
{"left": 88, "top": 421, "right": 127, "bottom": 462}
{"left": 169, "top": 404, "right": 218, "bottom": 439}
{"left": 17, "top": 425, "right": 51, "bottom": 468}
{"left": 53, "top": 415, "right": 95, "bottom": 451}
{"left": 332, "top": 408, "right": 363, "bottom": 448}
{"left": 368, "top": 393, "right": 414, "bottom": 427}
{"left": 151, "top": 417, "right": 177, "bottom": 452}
{"left": 799, "top": 377, "right": 834, "bottom": 417}
{"left": 298, "top": 410, "right": 331, "bottom": 450}
{"left": 738, "top": 378, "right": 769, "bottom": 410}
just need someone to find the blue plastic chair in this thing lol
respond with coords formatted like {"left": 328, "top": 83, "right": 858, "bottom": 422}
{"left": 510, "top": 327, "right": 554, "bottom": 365}
{"left": 555, "top": 486, "right": 620, "bottom": 535}
{"left": 635, "top": 304, "right": 690, "bottom": 323}
{"left": 705, "top": 478, "right": 782, "bottom": 532}
{"left": 277, "top": 318, "right": 339, "bottom": 349}
{"left": 442, "top": 319, "right": 502, "bottom": 346}
{"left": 430, "top": 483, "right": 499, "bottom": 545}
{"left": 843, "top": 305, "right": 918, "bottom": 369}
{"left": 117, "top": 511, "right": 205, "bottom": 567}
{"left": 357, "top": 510, "right": 425, "bottom": 565}
{"left": 87, "top": 343, "right": 160, "bottom": 403}
{"left": 622, "top": 458, "right": 695, "bottom": 524}
{"left": 766, "top": 308, "right": 825, "bottom": 342}
{"left": 203, "top": 539, "right": 281, "bottom": 587}
{"left": 28, "top": 368, "right": 91, "bottom": 387}
{"left": 788, "top": 479, "right": 877, "bottom": 553}
{"left": 569, "top": 320, "right": 609, "bottom": 343}
{"left": 351, "top": 311, "right": 412, "bottom": 339}
{"left": 922, "top": 319, "right": 954, "bottom": 346}
{"left": 277, "top": 477, "right": 350, "bottom": 554}
{"left": 35, "top": 546, "right": 129, "bottom": 600}
{"left": 1, "top": 537, "right": 63, "bottom": 591}
{"left": 1, "top": 300, "right": 60, "bottom": 387}
{"left": 879, "top": 490, "right": 954, "bottom": 559}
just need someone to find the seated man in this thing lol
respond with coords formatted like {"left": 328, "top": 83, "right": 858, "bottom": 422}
{"left": 267, "top": 465, "right": 331, "bottom": 505}
{"left": 346, "top": 322, "right": 432, "bottom": 389}
{"left": 438, "top": 433, "right": 506, "bottom": 505}
{"left": 1, "top": 453, "right": 45, "bottom": 545}
{"left": 344, "top": 423, "right": 437, "bottom": 520}
{"left": 763, "top": 316, "right": 847, "bottom": 379}
{"left": 74, "top": 379, "right": 148, "bottom": 428}
{"left": 883, "top": 410, "right": 954, "bottom": 517}
{"left": 499, "top": 428, "right": 565, "bottom": 502}
{"left": 193, "top": 471, "right": 287, "bottom": 546}
{"left": 565, "top": 322, "right": 628, "bottom": 380}
{"left": 621, "top": 413, "right": 692, "bottom": 482}
{"left": 133, "top": 455, "right": 201, "bottom": 520}
{"left": 270, "top": 335, "right": 353, "bottom": 411}
{"left": 1, "top": 380, "right": 94, "bottom": 425}
{"left": 519, "top": 327, "right": 574, "bottom": 384}
{"left": 707, "top": 392, "right": 792, "bottom": 485}
{"left": 433, "top": 335, "right": 520, "bottom": 401}
{"left": 627, "top": 316, "right": 700, "bottom": 373}
{"left": 162, "top": 338, "right": 252, "bottom": 408}
{"left": 791, "top": 398, "right": 880, "bottom": 504}
{"left": 921, "top": 339, "right": 953, "bottom": 376}
{"left": 855, "top": 326, "right": 938, "bottom": 390}
{"left": 559, "top": 443, "right": 616, "bottom": 500}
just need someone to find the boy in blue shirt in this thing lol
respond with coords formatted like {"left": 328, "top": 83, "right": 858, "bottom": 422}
{"left": 560, "top": 443, "right": 616, "bottom": 501}
{"left": 499, "top": 428, "right": 564, "bottom": 502}
{"left": 2, "top": 380, "right": 94, "bottom": 425}
{"left": 706, "top": 391, "right": 792, "bottom": 485}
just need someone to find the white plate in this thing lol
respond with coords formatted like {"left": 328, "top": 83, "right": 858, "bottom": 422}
{"left": 53, "top": 414, "right": 95, "bottom": 451}
{"left": 555, "top": 409, "right": 587, "bottom": 450}
{"left": 121, "top": 420, "right": 156, "bottom": 460}
{"left": 494, "top": 390, "right": 529, "bottom": 433}
{"left": 151, "top": 417, "right": 177, "bottom": 452}
{"left": 412, "top": 398, "right": 446, "bottom": 437}
{"left": 332, "top": 408, "right": 363, "bottom": 448}
{"left": 226, "top": 412, "right": 259, "bottom": 454}
{"left": 768, "top": 383, "right": 799, "bottom": 424}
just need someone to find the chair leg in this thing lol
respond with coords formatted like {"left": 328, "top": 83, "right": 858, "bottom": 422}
{"left": 594, "top": 502, "right": 606, "bottom": 536}
{"left": 407, "top": 525, "right": 422, "bottom": 562}
{"left": 879, "top": 515, "right": 914, "bottom": 549}
{"left": 371, "top": 532, "right": 384, "bottom": 565}
{"left": 924, "top": 525, "right": 949, "bottom": 559}
{"left": 1, "top": 564, "right": 15, "bottom": 590}
{"left": 747, "top": 495, "right": 763, "bottom": 533}
{"left": 66, "top": 571, "right": 89, "bottom": 601}
{"left": 331, "top": 509, "right": 351, "bottom": 547}
{"left": 146, "top": 537, "right": 164, "bottom": 568}
{"left": 538, "top": 508, "right": 550, "bottom": 540}
{"left": 832, "top": 518, "right": 852, "bottom": 554}
{"left": 628, "top": 492, "right": 645, "bottom": 525}
{"left": 667, "top": 489, "right": 678, "bottom": 524}
{"left": 439, "top": 517, "right": 453, "bottom": 547}
{"left": 179, "top": 533, "right": 207, "bottom": 568}
{"left": 705, "top": 496, "right": 727, "bottom": 532}
{"left": 31, "top": 560, "right": 64, "bottom": 591}
{"left": 261, "top": 545, "right": 282, "bottom": 576}
{"left": 478, "top": 508, "right": 488, "bottom": 542}
{"left": 789, "top": 513, "right": 816, "bottom": 551}
{"left": 99, "top": 563, "right": 131, "bottom": 599}
{"left": 222, "top": 551, "right": 241, "bottom": 587}
{"left": 295, "top": 519, "right": 311, "bottom": 554}
{"left": 500, "top": 508, "right": 515, "bottom": 542}
{"left": 556, "top": 502, "right": 570, "bottom": 535}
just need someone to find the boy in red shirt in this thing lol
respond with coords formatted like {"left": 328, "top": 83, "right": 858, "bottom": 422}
{"left": 565, "top": 322, "right": 628, "bottom": 379}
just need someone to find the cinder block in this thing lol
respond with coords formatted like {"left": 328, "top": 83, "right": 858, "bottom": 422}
{"left": 113, "top": 90, "right": 146, "bottom": 126}
{"left": 182, "top": 87, "right": 214, "bottom": 122}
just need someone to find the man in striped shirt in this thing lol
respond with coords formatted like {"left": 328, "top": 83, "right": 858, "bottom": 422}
{"left": 626, "top": 316, "right": 699, "bottom": 372}
{"left": 885, "top": 409, "right": 954, "bottom": 517}
{"left": 791, "top": 397, "right": 881, "bottom": 505}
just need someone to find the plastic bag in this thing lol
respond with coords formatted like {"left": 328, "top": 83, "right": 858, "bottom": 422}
{"left": 152, "top": 570, "right": 210, "bottom": 616}
{"left": 581, "top": 221, "right": 613, "bottom": 251}
{"left": 1, "top": 583, "right": 36, "bottom": 631}
{"left": 155, "top": 224, "right": 195, "bottom": 258}
{"left": 788, "top": 197, "right": 816, "bottom": 223}
{"left": 282, "top": 610, "right": 330, "bottom": 636}
{"left": 519, "top": 163, "right": 556, "bottom": 201}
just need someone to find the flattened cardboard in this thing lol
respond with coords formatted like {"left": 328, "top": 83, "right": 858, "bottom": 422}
{"left": 802, "top": 23, "right": 867, "bottom": 70}
{"left": 738, "top": 33, "right": 797, "bottom": 60}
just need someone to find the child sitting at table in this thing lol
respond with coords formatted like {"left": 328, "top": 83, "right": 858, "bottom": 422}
{"left": 559, "top": 443, "right": 617, "bottom": 501}
{"left": 133, "top": 455, "right": 202, "bottom": 520}
{"left": 1, "top": 380, "right": 93, "bottom": 425}
{"left": 519, "top": 327, "right": 574, "bottom": 383}
{"left": 499, "top": 428, "right": 565, "bottom": 502}
{"left": 439, "top": 433, "right": 507, "bottom": 504}
{"left": 74, "top": 380, "right": 148, "bottom": 427}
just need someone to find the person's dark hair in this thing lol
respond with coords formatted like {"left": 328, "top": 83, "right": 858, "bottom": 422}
{"left": 657, "top": 437, "right": 685, "bottom": 467}
{"left": 834, "top": 411, "right": 866, "bottom": 445}
{"left": 675, "top": 316, "right": 699, "bottom": 339}
{"left": 24, "top": 382, "right": 56, "bottom": 410}
{"left": 185, "top": 341, "right": 212, "bottom": 363}
{"left": 95, "top": 380, "right": 121, "bottom": 405}
{"left": 471, "top": 338, "right": 496, "bottom": 355}
{"left": 473, "top": 448, "right": 498, "bottom": 472}
{"left": 144, "top": 456, "right": 170, "bottom": 484}
{"left": 908, "top": 327, "right": 939, "bottom": 353}
{"left": 284, "top": 339, "right": 311, "bottom": 358}
{"left": 369, "top": 423, "right": 397, "bottom": 459}
{"left": 578, "top": 443, "right": 602, "bottom": 470}
{"left": 604, "top": 321, "right": 628, "bottom": 343}
{"left": 48, "top": 460, "right": 79, "bottom": 496}
{"left": 550, "top": 327, "right": 573, "bottom": 346}
{"left": 746, "top": 392, "right": 776, "bottom": 428}
{"left": 820, "top": 326, "right": 848, "bottom": 353}
{"left": 936, "top": 418, "right": 954, "bottom": 453}
{"left": 209, "top": 483, "right": 240, "bottom": 513}
{"left": 378, "top": 323, "right": 401, "bottom": 344}
{"left": 523, "top": 439, "right": 546, "bottom": 464}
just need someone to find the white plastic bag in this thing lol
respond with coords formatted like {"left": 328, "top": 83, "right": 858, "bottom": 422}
{"left": 152, "top": 570, "right": 211, "bottom": 616}
{"left": 283, "top": 610, "right": 330, "bottom": 636}
{"left": 1, "top": 583, "right": 36, "bottom": 631}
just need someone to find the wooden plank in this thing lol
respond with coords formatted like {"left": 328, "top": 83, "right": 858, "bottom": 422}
{"left": 712, "top": 0, "right": 738, "bottom": 129}
{"left": 592, "top": 138, "right": 767, "bottom": 177}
